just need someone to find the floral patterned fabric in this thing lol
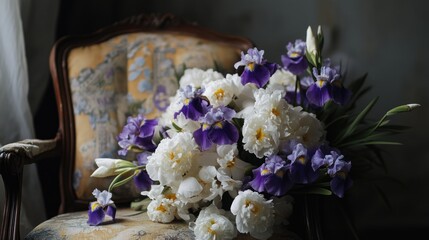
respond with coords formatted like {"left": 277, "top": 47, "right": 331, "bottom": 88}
{"left": 25, "top": 209, "right": 194, "bottom": 240}
{"left": 25, "top": 209, "right": 301, "bottom": 239}
{"left": 67, "top": 32, "right": 243, "bottom": 201}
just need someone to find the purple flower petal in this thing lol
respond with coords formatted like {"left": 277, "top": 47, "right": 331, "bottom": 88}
{"left": 282, "top": 55, "right": 308, "bottom": 75}
{"left": 139, "top": 119, "right": 158, "bottom": 138}
{"left": 264, "top": 170, "right": 293, "bottom": 196}
{"left": 290, "top": 161, "right": 319, "bottom": 184}
{"left": 193, "top": 128, "right": 213, "bottom": 151}
{"left": 287, "top": 144, "right": 319, "bottom": 184}
{"left": 241, "top": 64, "right": 271, "bottom": 88}
{"left": 330, "top": 174, "right": 353, "bottom": 198}
{"left": 134, "top": 170, "right": 152, "bottom": 191}
{"left": 249, "top": 168, "right": 266, "bottom": 192}
{"left": 87, "top": 203, "right": 105, "bottom": 226}
{"left": 106, "top": 205, "right": 117, "bottom": 221}
{"left": 249, "top": 155, "right": 293, "bottom": 196}
{"left": 136, "top": 152, "right": 151, "bottom": 165}
{"left": 306, "top": 82, "right": 332, "bottom": 107}
{"left": 208, "top": 121, "right": 239, "bottom": 145}
{"left": 175, "top": 97, "right": 209, "bottom": 121}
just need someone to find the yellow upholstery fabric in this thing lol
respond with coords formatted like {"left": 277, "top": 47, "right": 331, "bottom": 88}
{"left": 25, "top": 209, "right": 193, "bottom": 239}
{"left": 68, "top": 32, "right": 243, "bottom": 201}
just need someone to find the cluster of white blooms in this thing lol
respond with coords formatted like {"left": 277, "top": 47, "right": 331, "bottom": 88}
{"left": 241, "top": 82, "right": 325, "bottom": 158}
{"left": 141, "top": 68, "right": 297, "bottom": 239}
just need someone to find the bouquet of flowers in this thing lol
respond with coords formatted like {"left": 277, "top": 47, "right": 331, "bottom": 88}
{"left": 87, "top": 26, "right": 419, "bottom": 239}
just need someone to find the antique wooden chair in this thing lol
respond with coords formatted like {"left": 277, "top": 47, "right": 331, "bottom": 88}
{"left": 0, "top": 13, "right": 253, "bottom": 239}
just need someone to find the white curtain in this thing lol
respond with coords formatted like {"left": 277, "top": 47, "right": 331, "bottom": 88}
{"left": 0, "top": 0, "right": 47, "bottom": 237}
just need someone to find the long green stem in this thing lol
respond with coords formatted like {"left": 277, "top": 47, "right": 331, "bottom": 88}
{"left": 108, "top": 168, "right": 135, "bottom": 192}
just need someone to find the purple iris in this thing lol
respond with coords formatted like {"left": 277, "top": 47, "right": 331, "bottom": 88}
{"left": 193, "top": 106, "right": 239, "bottom": 151}
{"left": 133, "top": 152, "right": 152, "bottom": 191}
{"left": 287, "top": 143, "right": 319, "bottom": 184}
{"left": 306, "top": 65, "right": 351, "bottom": 107}
{"left": 234, "top": 47, "right": 277, "bottom": 88}
{"left": 311, "top": 145, "right": 341, "bottom": 171}
{"left": 311, "top": 145, "right": 352, "bottom": 198}
{"left": 117, "top": 115, "right": 158, "bottom": 156}
{"left": 175, "top": 85, "right": 210, "bottom": 121}
{"left": 87, "top": 189, "right": 116, "bottom": 226}
{"left": 281, "top": 39, "right": 308, "bottom": 75}
{"left": 328, "top": 158, "right": 352, "bottom": 198}
{"left": 249, "top": 155, "right": 293, "bottom": 196}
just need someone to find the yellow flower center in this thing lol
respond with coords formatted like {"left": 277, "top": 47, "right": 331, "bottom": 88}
{"left": 245, "top": 200, "right": 259, "bottom": 214}
{"left": 276, "top": 170, "right": 285, "bottom": 178}
{"left": 256, "top": 128, "right": 265, "bottom": 141}
{"left": 247, "top": 62, "right": 255, "bottom": 71}
{"left": 297, "top": 156, "right": 307, "bottom": 164}
{"left": 214, "top": 88, "right": 225, "bottom": 100}
{"left": 289, "top": 52, "right": 300, "bottom": 58}
{"left": 271, "top": 107, "right": 280, "bottom": 117}
{"left": 164, "top": 193, "right": 177, "bottom": 201}
{"left": 184, "top": 98, "right": 190, "bottom": 105}
{"left": 156, "top": 204, "right": 167, "bottom": 213}
{"left": 214, "top": 121, "right": 223, "bottom": 129}
{"left": 169, "top": 152, "right": 175, "bottom": 160}
{"left": 90, "top": 202, "right": 100, "bottom": 212}
{"left": 226, "top": 159, "right": 235, "bottom": 168}
{"left": 261, "top": 169, "right": 271, "bottom": 175}
{"left": 317, "top": 79, "right": 327, "bottom": 88}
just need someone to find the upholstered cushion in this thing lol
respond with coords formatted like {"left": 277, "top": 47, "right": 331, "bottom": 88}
{"left": 68, "top": 32, "right": 243, "bottom": 201}
{"left": 25, "top": 209, "right": 301, "bottom": 240}
{"left": 25, "top": 209, "right": 193, "bottom": 239}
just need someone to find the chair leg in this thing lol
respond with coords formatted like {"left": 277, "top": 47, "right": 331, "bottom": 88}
{"left": 0, "top": 152, "right": 23, "bottom": 240}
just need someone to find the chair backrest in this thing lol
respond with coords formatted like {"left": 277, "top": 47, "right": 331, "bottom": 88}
{"left": 49, "top": 13, "right": 253, "bottom": 213}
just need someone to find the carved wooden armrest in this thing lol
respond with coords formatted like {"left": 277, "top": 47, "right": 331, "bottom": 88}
{"left": 0, "top": 135, "right": 61, "bottom": 240}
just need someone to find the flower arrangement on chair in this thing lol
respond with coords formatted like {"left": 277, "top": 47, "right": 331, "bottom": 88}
{"left": 88, "top": 25, "right": 419, "bottom": 239}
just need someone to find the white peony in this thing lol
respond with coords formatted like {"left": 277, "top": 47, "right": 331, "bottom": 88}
{"left": 230, "top": 190, "right": 275, "bottom": 240}
{"left": 179, "top": 68, "right": 224, "bottom": 89}
{"left": 287, "top": 109, "right": 325, "bottom": 149}
{"left": 165, "top": 112, "right": 200, "bottom": 138}
{"left": 158, "top": 92, "right": 183, "bottom": 127}
{"left": 190, "top": 204, "right": 237, "bottom": 240}
{"left": 146, "top": 132, "right": 198, "bottom": 188}
{"left": 242, "top": 115, "right": 280, "bottom": 158}
{"left": 217, "top": 144, "right": 251, "bottom": 181}
{"left": 253, "top": 88, "right": 290, "bottom": 125}
{"left": 141, "top": 184, "right": 164, "bottom": 199}
{"left": 147, "top": 197, "right": 176, "bottom": 223}
{"left": 203, "top": 75, "right": 239, "bottom": 107}
{"left": 177, "top": 176, "right": 204, "bottom": 203}
{"left": 266, "top": 68, "right": 296, "bottom": 92}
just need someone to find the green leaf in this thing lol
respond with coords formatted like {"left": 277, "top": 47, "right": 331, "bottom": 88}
{"left": 335, "top": 97, "right": 379, "bottom": 144}
{"left": 130, "top": 198, "right": 151, "bottom": 211}
{"left": 171, "top": 121, "right": 182, "bottom": 132}
{"left": 232, "top": 117, "right": 244, "bottom": 128}
{"left": 293, "top": 187, "right": 332, "bottom": 196}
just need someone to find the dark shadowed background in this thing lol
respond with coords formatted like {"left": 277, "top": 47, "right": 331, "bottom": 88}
{"left": 25, "top": 0, "right": 428, "bottom": 239}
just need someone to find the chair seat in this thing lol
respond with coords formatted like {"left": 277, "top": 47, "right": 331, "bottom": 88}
{"left": 25, "top": 208, "right": 194, "bottom": 240}
{"left": 25, "top": 208, "right": 301, "bottom": 239}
